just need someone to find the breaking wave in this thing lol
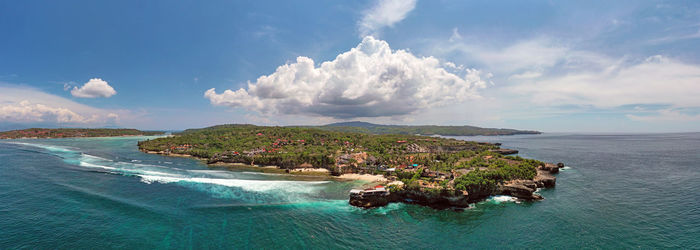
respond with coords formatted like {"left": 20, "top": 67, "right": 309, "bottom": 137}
{"left": 486, "top": 195, "right": 517, "bottom": 204}
{"left": 6, "top": 142, "right": 330, "bottom": 202}
{"left": 137, "top": 175, "right": 328, "bottom": 193}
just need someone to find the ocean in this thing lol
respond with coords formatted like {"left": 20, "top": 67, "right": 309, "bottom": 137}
{"left": 1, "top": 133, "right": 698, "bottom": 249}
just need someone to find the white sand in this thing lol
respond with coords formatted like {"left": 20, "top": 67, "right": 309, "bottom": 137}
{"left": 336, "top": 173, "right": 387, "bottom": 182}
{"left": 290, "top": 168, "right": 330, "bottom": 173}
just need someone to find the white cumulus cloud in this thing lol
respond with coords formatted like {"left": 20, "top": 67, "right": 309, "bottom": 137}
{"left": 0, "top": 100, "right": 96, "bottom": 123}
{"left": 0, "top": 84, "right": 130, "bottom": 126}
{"left": 205, "top": 36, "right": 489, "bottom": 119}
{"left": 358, "top": 0, "right": 416, "bottom": 37}
{"left": 71, "top": 78, "right": 117, "bottom": 98}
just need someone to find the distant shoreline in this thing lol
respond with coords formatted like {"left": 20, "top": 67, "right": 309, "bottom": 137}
{"left": 0, "top": 134, "right": 166, "bottom": 140}
{"left": 0, "top": 128, "right": 165, "bottom": 139}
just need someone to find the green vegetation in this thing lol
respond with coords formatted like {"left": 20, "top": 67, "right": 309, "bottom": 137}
{"left": 452, "top": 156, "right": 539, "bottom": 195}
{"left": 139, "top": 124, "right": 492, "bottom": 169}
{"left": 138, "top": 124, "right": 544, "bottom": 194}
{"left": 304, "top": 121, "right": 541, "bottom": 136}
{"left": 0, "top": 128, "right": 164, "bottom": 139}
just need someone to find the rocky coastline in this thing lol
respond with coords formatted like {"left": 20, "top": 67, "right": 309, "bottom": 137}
{"left": 349, "top": 162, "right": 564, "bottom": 209}
{"left": 137, "top": 125, "right": 560, "bottom": 211}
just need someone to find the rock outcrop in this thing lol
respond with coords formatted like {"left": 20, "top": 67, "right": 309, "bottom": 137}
{"left": 533, "top": 162, "right": 564, "bottom": 188}
{"left": 534, "top": 170, "right": 556, "bottom": 188}
{"left": 349, "top": 195, "right": 390, "bottom": 208}
{"left": 349, "top": 188, "right": 391, "bottom": 208}
{"left": 390, "top": 189, "right": 470, "bottom": 208}
{"left": 539, "top": 163, "right": 562, "bottom": 174}
{"left": 497, "top": 180, "right": 543, "bottom": 200}
{"left": 489, "top": 148, "right": 519, "bottom": 155}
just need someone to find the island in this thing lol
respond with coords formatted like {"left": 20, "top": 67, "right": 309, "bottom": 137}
{"left": 137, "top": 124, "right": 562, "bottom": 209}
{"left": 305, "top": 121, "right": 542, "bottom": 136}
{"left": 0, "top": 128, "right": 165, "bottom": 139}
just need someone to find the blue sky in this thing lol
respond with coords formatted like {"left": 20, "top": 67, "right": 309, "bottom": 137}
{"left": 1, "top": 0, "right": 699, "bottom": 132}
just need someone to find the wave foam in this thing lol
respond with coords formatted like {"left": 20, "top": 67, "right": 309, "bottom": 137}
{"left": 7, "top": 142, "right": 78, "bottom": 153}
{"left": 79, "top": 161, "right": 119, "bottom": 171}
{"left": 12, "top": 141, "right": 330, "bottom": 198}
{"left": 137, "top": 174, "right": 328, "bottom": 193}
{"left": 487, "top": 195, "right": 517, "bottom": 204}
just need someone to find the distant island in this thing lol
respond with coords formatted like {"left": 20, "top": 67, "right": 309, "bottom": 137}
{"left": 302, "top": 121, "right": 541, "bottom": 136}
{"left": 0, "top": 128, "right": 165, "bottom": 139}
{"left": 138, "top": 124, "right": 561, "bottom": 209}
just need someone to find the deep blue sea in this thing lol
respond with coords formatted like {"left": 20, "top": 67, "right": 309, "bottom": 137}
{"left": 1, "top": 133, "right": 699, "bottom": 249}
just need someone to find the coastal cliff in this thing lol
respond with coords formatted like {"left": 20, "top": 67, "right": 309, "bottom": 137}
{"left": 350, "top": 162, "right": 564, "bottom": 209}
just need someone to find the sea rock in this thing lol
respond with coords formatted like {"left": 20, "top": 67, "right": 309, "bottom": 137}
{"left": 539, "top": 163, "right": 560, "bottom": 174}
{"left": 517, "top": 179, "right": 538, "bottom": 190}
{"left": 349, "top": 195, "right": 389, "bottom": 208}
{"left": 497, "top": 181, "right": 543, "bottom": 200}
{"left": 534, "top": 170, "right": 556, "bottom": 188}
{"left": 391, "top": 189, "right": 471, "bottom": 208}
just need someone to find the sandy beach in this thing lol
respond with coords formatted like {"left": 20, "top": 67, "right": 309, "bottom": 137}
{"left": 336, "top": 173, "right": 387, "bottom": 182}
{"left": 289, "top": 168, "right": 330, "bottom": 173}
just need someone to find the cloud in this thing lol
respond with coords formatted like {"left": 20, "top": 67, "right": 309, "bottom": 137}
{"left": 431, "top": 35, "right": 700, "bottom": 109}
{"left": 449, "top": 27, "right": 462, "bottom": 42}
{"left": 0, "top": 100, "right": 97, "bottom": 123}
{"left": 205, "top": 36, "right": 489, "bottom": 119}
{"left": 252, "top": 25, "right": 279, "bottom": 39}
{"left": 436, "top": 37, "right": 610, "bottom": 77}
{"left": 415, "top": 32, "right": 700, "bottom": 132}
{"left": 0, "top": 84, "right": 128, "bottom": 126}
{"left": 70, "top": 78, "right": 117, "bottom": 98}
{"left": 508, "top": 71, "right": 543, "bottom": 80}
{"left": 106, "top": 113, "right": 119, "bottom": 124}
{"left": 626, "top": 109, "right": 700, "bottom": 122}
{"left": 508, "top": 55, "right": 700, "bottom": 108}
{"left": 358, "top": 0, "right": 416, "bottom": 37}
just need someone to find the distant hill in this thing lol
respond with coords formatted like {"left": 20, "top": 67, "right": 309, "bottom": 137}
{"left": 178, "top": 122, "right": 540, "bottom": 137}
{"left": 324, "top": 121, "right": 379, "bottom": 128}
{"left": 0, "top": 128, "right": 165, "bottom": 139}
{"left": 313, "top": 121, "right": 540, "bottom": 136}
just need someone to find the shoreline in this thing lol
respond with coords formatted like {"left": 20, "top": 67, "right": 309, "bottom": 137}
{"left": 142, "top": 150, "right": 389, "bottom": 182}
{"left": 139, "top": 145, "right": 563, "bottom": 211}
{"left": 335, "top": 173, "right": 388, "bottom": 182}
{"left": 0, "top": 134, "right": 166, "bottom": 140}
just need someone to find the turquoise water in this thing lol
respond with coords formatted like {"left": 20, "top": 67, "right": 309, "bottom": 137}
{"left": 1, "top": 134, "right": 699, "bottom": 248}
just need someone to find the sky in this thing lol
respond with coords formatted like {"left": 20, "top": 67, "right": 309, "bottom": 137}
{"left": 1, "top": 0, "right": 700, "bottom": 132}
